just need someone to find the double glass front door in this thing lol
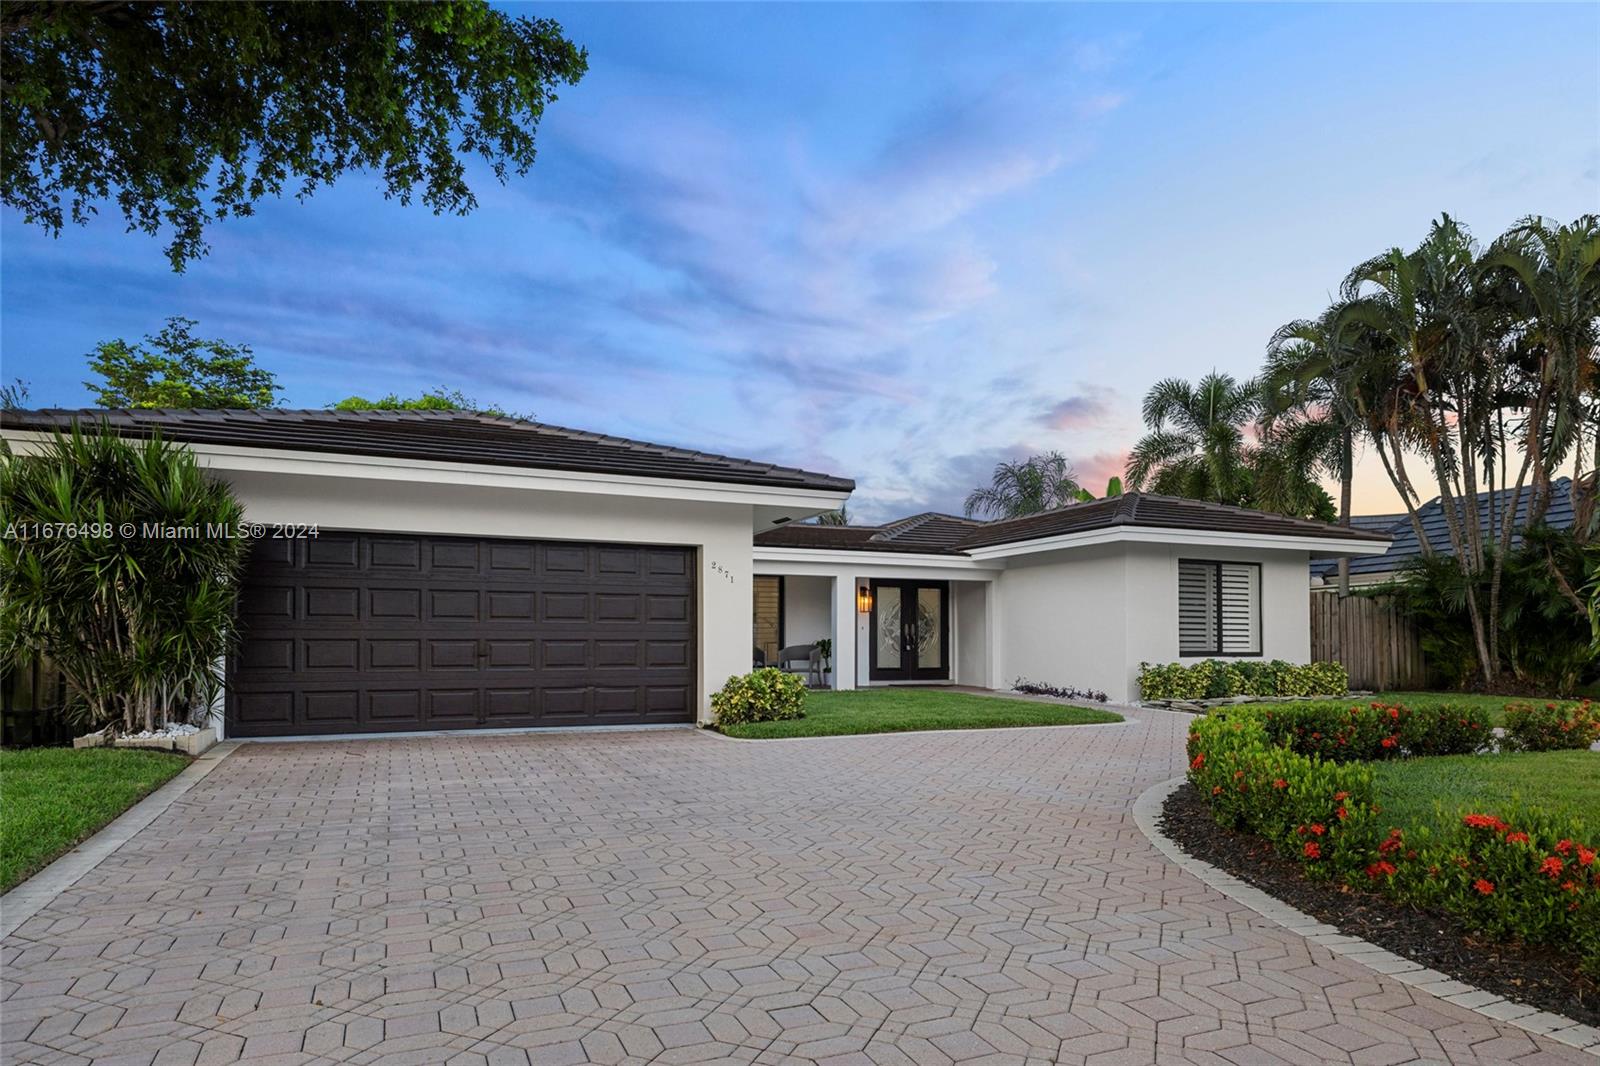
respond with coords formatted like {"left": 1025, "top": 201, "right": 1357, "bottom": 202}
{"left": 869, "top": 581, "right": 948, "bottom": 681}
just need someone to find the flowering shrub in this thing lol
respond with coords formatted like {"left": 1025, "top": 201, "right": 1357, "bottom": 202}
{"left": 1189, "top": 704, "right": 1600, "bottom": 975}
{"left": 1138, "top": 659, "right": 1349, "bottom": 701}
{"left": 1254, "top": 701, "right": 1492, "bottom": 762}
{"left": 710, "top": 668, "right": 806, "bottom": 728}
{"left": 1501, "top": 700, "right": 1599, "bottom": 752}
{"left": 1186, "top": 709, "right": 1375, "bottom": 874}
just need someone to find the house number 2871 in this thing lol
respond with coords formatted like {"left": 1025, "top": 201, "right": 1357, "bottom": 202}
{"left": 709, "top": 561, "right": 735, "bottom": 583}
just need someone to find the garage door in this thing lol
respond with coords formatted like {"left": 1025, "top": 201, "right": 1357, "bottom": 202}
{"left": 228, "top": 532, "right": 696, "bottom": 737}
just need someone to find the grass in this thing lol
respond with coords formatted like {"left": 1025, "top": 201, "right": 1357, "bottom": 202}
{"left": 0, "top": 747, "right": 188, "bottom": 893}
{"left": 1372, "top": 748, "right": 1599, "bottom": 838}
{"left": 716, "top": 688, "right": 1123, "bottom": 740}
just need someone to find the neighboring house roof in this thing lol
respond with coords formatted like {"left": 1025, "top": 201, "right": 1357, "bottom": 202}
{"left": 757, "top": 493, "right": 1391, "bottom": 556}
{"left": 755, "top": 512, "right": 983, "bottom": 554}
{"left": 0, "top": 408, "right": 855, "bottom": 493}
{"left": 1309, "top": 478, "right": 1576, "bottom": 581}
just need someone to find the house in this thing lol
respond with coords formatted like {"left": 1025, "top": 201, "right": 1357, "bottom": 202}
{"left": 1309, "top": 478, "right": 1577, "bottom": 587}
{"left": 1, "top": 409, "right": 1389, "bottom": 736}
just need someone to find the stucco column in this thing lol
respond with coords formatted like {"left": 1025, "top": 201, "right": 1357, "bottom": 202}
{"left": 831, "top": 575, "right": 858, "bottom": 691}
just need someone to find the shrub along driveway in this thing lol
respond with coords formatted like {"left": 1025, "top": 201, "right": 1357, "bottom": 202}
{"left": 3, "top": 715, "right": 1591, "bottom": 1065}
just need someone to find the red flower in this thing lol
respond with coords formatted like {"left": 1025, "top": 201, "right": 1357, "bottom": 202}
{"left": 1473, "top": 879, "right": 1495, "bottom": 895}
{"left": 1190, "top": 753, "right": 1205, "bottom": 770}
{"left": 1540, "top": 856, "right": 1564, "bottom": 879}
{"left": 1336, "top": 806, "right": 1348, "bottom": 821}
{"left": 1578, "top": 846, "right": 1596, "bottom": 868}
{"left": 1233, "top": 770, "right": 1245, "bottom": 779}
{"left": 1503, "top": 832, "right": 1529, "bottom": 845}
{"left": 1388, "top": 707, "right": 1400, "bottom": 721}
{"left": 1333, "top": 791, "right": 1349, "bottom": 801}
{"left": 1212, "top": 786, "right": 1222, "bottom": 796}
{"left": 1366, "top": 861, "right": 1397, "bottom": 879}
{"left": 1554, "top": 839, "right": 1573, "bottom": 855}
{"left": 1380, "top": 736, "right": 1397, "bottom": 749}
{"left": 1462, "top": 813, "right": 1508, "bottom": 832}
{"left": 1272, "top": 778, "right": 1287, "bottom": 790}
{"left": 1303, "top": 842, "right": 1321, "bottom": 859}
{"left": 1560, "top": 880, "right": 1580, "bottom": 894}
{"left": 1309, "top": 823, "right": 1325, "bottom": 836}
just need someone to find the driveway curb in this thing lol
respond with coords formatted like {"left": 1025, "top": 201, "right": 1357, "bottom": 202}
{"left": 1, "top": 740, "right": 240, "bottom": 939}
{"left": 1131, "top": 774, "right": 1600, "bottom": 1058}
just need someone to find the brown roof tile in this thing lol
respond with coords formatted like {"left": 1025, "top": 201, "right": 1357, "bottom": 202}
{"left": 0, "top": 408, "right": 854, "bottom": 493}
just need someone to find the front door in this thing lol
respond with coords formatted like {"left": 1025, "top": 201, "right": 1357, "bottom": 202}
{"left": 868, "top": 581, "right": 949, "bottom": 682}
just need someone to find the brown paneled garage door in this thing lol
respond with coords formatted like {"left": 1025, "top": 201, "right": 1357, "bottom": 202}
{"left": 228, "top": 532, "right": 696, "bottom": 737}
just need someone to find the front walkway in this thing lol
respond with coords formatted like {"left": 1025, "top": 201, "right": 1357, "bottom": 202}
{"left": 3, "top": 712, "right": 1588, "bottom": 1064}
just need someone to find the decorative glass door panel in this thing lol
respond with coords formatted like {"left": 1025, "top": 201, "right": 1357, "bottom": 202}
{"left": 869, "top": 581, "right": 948, "bottom": 681}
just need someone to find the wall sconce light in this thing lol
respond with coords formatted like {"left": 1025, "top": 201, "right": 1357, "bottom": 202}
{"left": 857, "top": 585, "right": 873, "bottom": 614}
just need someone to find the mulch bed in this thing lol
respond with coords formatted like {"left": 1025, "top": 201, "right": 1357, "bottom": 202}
{"left": 1160, "top": 782, "right": 1598, "bottom": 1027}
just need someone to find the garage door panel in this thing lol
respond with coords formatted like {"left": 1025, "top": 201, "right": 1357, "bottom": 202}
{"left": 229, "top": 533, "right": 694, "bottom": 736}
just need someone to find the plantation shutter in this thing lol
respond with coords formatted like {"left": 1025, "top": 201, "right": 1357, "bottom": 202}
{"left": 1178, "top": 560, "right": 1261, "bottom": 656}
{"left": 1178, "top": 561, "right": 1217, "bottom": 655}
{"left": 1218, "top": 563, "right": 1260, "bottom": 654}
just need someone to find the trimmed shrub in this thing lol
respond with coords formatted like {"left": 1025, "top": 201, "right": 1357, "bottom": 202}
{"left": 1502, "top": 700, "right": 1600, "bottom": 752}
{"left": 1186, "top": 709, "right": 1375, "bottom": 875}
{"left": 1138, "top": 659, "right": 1349, "bottom": 701}
{"left": 1254, "top": 701, "right": 1492, "bottom": 762}
{"left": 1188, "top": 703, "right": 1600, "bottom": 975}
{"left": 710, "top": 668, "right": 806, "bottom": 728}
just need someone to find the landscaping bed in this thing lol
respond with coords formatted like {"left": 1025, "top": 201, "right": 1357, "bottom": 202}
{"left": 0, "top": 747, "right": 189, "bottom": 893}
{"left": 1160, "top": 780, "right": 1599, "bottom": 1026}
{"left": 715, "top": 688, "right": 1122, "bottom": 740}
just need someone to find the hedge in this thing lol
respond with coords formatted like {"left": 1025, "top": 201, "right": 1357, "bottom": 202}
{"left": 1188, "top": 706, "right": 1600, "bottom": 975}
{"left": 1502, "top": 700, "right": 1600, "bottom": 752}
{"left": 1254, "top": 700, "right": 1493, "bottom": 762}
{"left": 1139, "top": 659, "right": 1349, "bottom": 701}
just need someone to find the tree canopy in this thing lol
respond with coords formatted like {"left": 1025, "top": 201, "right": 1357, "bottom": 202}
{"left": 86, "top": 317, "right": 280, "bottom": 409}
{"left": 2, "top": 2, "right": 587, "bottom": 270}
{"left": 965, "top": 452, "right": 1081, "bottom": 520}
{"left": 330, "top": 388, "right": 527, "bottom": 420}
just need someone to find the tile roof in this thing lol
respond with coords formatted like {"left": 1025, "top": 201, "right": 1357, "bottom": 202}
{"left": 754, "top": 512, "right": 983, "bottom": 554}
{"left": 756, "top": 494, "right": 1389, "bottom": 556}
{"left": 1310, "top": 478, "right": 1576, "bottom": 579}
{"left": 0, "top": 408, "right": 854, "bottom": 493}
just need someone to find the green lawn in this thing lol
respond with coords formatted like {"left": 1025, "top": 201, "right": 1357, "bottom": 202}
{"left": 717, "top": 688, "right": 1123, "bottom": 740}
{"left": 0, "top": 748, "right": 188, "bottom": 893}
{"left": 1372, "top": 749, "right": 1599, "bottom": 837}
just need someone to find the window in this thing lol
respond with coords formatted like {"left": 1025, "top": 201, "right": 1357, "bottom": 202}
{"left": 1178, "top": 560, "right": 1261, "bottom": 656}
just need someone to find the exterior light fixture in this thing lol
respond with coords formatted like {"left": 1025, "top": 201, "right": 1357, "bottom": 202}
{"left": 857, "top": 584, "right": 873, "bottom": 613}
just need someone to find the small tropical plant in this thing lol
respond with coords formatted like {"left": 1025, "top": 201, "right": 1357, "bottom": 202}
{"left": 0, "top": 427, "right": 250, "bottom": 734}
{"left": 813, "top": 638, "right": 832, "bottom": 674}
{"left": 710, "top": 668, "right": 807, "bottom": 728}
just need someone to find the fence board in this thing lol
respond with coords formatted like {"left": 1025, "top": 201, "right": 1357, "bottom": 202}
{"left": 1309, "top": 588, "right": 1427, "bottom": 691}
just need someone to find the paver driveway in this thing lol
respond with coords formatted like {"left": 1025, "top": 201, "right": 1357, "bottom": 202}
{"left": 3, "top": 710, "right": 1590, "bottom": 1066}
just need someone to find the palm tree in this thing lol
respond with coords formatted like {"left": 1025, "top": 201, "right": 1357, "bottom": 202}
{"left": 964, "top": 452, "right": 1081, "bottom": 519}
{"left": 812, "top": 505, "right": 850, "bottom": 526}
{"left": 1478, "top": 214, "right": 1600, "bottom": 534}
{"left": 1125, "top": 372, "right": 1258, "bottom": 505}
{"left": 1262, "top": 309, "right": 1363, "bottom": 592}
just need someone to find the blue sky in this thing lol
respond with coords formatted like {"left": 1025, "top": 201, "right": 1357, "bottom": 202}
{"left": 2, "top": 3, "right": 1596, "bottom": 520}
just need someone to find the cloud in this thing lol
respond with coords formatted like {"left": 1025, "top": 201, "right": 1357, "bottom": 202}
{"left": 1038, "top": 388, "right": 1115, "bottom": 431}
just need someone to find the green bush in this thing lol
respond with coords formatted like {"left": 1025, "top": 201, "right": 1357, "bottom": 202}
{"left": 1138, "top": 659, "right": 1349, "bottom": 701}
{"left": 710, "top": 668, "right": 806, "bottom": 728}
{"left": 1253, "top": 700, "right": 1492, "bottom": 762}
{"left": 1186, "top": 709, "right": 1375, "bottom": 873}
{"left": 1502, "top": 700, "right": 1600, "bottom": 752}
{"left": 1189, "top": 704, "right": 1600, "bottom": 975}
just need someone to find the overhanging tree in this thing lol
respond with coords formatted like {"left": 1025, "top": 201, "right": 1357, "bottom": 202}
{"left": 2, "top": 2, "right": 588, "bottom": 270}
{"left": 87, "top": 317, "right": 280, "bottom": 408}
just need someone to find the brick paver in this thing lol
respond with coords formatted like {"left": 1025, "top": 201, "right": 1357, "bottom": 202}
{"left": 3, "top": 711, "right": 1590, "bottom": 1064}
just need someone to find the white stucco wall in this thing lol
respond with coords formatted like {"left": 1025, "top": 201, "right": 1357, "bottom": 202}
{"left": 781, "top": 576, "right": 832, "bottom": 648}
{"left": 219, "top": 469, "right": 756, "bottom": 728}
{"left": 996, "top": 542, "right": 1313, "bottom": 703}
{"left": 953, "top": 583, "right": 989, "bottom": 689}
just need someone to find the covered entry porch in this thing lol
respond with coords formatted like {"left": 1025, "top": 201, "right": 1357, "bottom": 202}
{"left": 751, "top": 553, "right": 1000, "bottom": 690}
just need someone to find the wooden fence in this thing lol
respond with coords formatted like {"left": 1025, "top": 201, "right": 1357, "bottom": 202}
{"left": 1310, "top": 588, "right": 1428, "bottom": 691}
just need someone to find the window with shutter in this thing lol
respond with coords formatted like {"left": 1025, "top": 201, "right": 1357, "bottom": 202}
{"left": 1178, "top": 560, "right": 1261, "bottom": 656}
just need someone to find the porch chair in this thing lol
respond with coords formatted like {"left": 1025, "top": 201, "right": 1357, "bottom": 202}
{"left": 776, "top": 644, "right": 822, "bottom": 687}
